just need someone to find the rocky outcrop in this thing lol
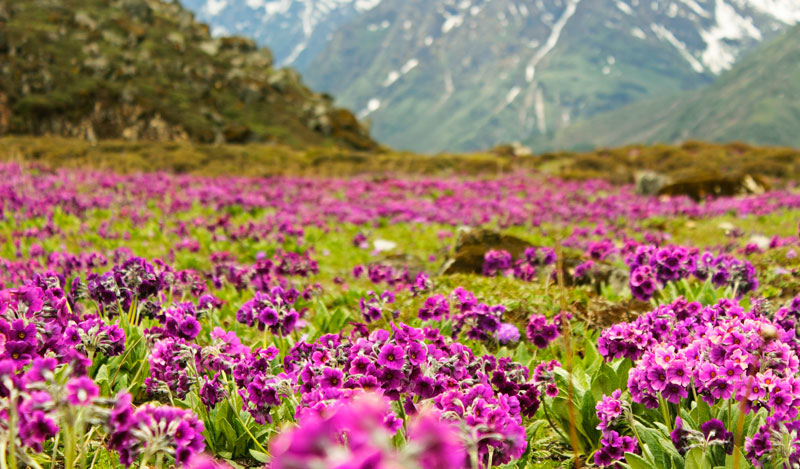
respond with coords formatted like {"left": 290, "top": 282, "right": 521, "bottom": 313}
{"left": 440, "top": 228, "right": 531, "bottom": 275}
{"left": 635, "top": 171, "right": 671, "bottom": 196}
{"left": 0, "top": 0, "right": 376, "bottom": 149}
{"left": 490, "top": 142, "right": 533, "bottom": 158}
{"left": 657, "top": 173, "right": 769, "bottom": 201}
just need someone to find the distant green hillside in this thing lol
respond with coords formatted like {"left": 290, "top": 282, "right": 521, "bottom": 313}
{"left": 534, "top": 24, "right": 800, "bottom": 151}
{"left": 0, "top": 0, "right": 375, "bottom": 149}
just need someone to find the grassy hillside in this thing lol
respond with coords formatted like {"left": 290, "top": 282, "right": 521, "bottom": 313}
{"left": 0, "top": 0, "right": 375, "bottom": 149}
{"left": 535, "top": 24, "right": 800, "bottom": 151}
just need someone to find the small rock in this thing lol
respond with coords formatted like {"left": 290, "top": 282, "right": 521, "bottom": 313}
{"left": 748, "top": 235, "right": 771, "bottom": 251}
{"left": 222, "top": 123, "right": 251, "bottom": 143}
{"left": 166, "top": 32, "right": 185, "bottom": 51}
{"left": 102, "top": 30, "right": 125, "bottom": 47}
{"left": 373, "top": 239, "right": 397, "bottom": 252}
{"left": 198, "top": 40, "right": 220, "bottom": 56}
{"left": 490, "top": 142, "right": 533, "bottom": 158}
{"left": 73, "top": 11, "right": 97, "bottom": 31}
{"left": 635, "top": 171, "right": 671, "bottom": 196}
{"left": 82, "top": 42, "right": 101, "bottom": 56}
{"left": 83, "top": 56, "right": 110, "bottom": 72}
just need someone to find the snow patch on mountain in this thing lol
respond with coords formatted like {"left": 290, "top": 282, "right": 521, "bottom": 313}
{"left": 525, "top": 0, "right": 581, "bottom": 83}
{"left": 744, "top": 0, "right": 800, "bottom": 23}
{"left": 401, "top": 58, "right": 419, "bottom": 74}
{"left": 204, "top": 0, "right": 229, "bottom": 15}
{"left": 700, "top": 0, "right": 762, "bottom": 73}
{"left": 354, "top": 0, "right": 382, "bottom": 11}
{"left": 616, "top": 1, "right": 633, "bottom": 15}
{"left": 382, "top": 58, "right": 419, "bottom": 87}
{"left": 358, "top": 98, "right": 381, "bottom": 118}
{"left": 650, "top": 23, "right": 705, "bottom": 73}
{"left": 678, "top": 0, "right": 710, "bottom": 18}
{"left": 442, "top": 12, "right": 464, "bottom": 33}
{"left": 505, "top": 87, "right": 521, "bottom": 105}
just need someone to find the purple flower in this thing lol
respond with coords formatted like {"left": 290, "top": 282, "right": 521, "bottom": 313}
{"left": 407, "top": 342, "right": 427, "bottom": 365}
{"left": 670, "top": 417, "right": 688, "bottom": 455}
{"left": 418, "top": 294, "right": 449, "bottom": 321}
{"left": 409, "top": 411, "right": 467, "bottom": 469}
{"left": 700, "top": 419, "right": 733, "bottom": 454}
{"left": 19, "top": 410, "right": 59, "bottom": 452}
{"left": 662, "top": 382, "right": 688, "bottom": 404}
{"left": 377, "top": 343, "right": 405, "bottom": 370}
{"left": 200, "top": 373, "right": 226, "bottom": 408}
{"left": 526, "top": 314, "right": 559, "bottom": 349}
{"left": 596, "top": 390, "right": 624, "bottom": 431}
{"left": 8, "top": 319, "right": 37, "bottom": 347}
{"left": 321, "top": 367, "right": 343, "bottom": 389}
{"left": 66, "top": 376, "right": 99, "bottom": 406}
{"left": 666, "top": 360, "right": 691, "bottom": 386}
{"left": 482, "top": 250, "right": 513, "bottom": 276}
{"left": 496, "top": 323, "right": 520, "bottom": 344}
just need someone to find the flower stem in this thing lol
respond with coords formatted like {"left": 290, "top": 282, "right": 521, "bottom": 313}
{"left": 0, "top": 438, "right": 8, "bottom": 469}
{"left": 223, "top": 372, "right": 270, "bottom": 456}
{"left": 626, "top": 413, "right": 648, "bottom": 460}
{"left": 728, "top": 398, "right": 732, "bottom": 431}
{"left": 7, "top": 392, "right": 18, "bottom": 469}
{"left": 50, "top": 431, "right": 60, "bottom": 468}
{"left": 659, "top": 396, "right": 672, "bottom": 433}
{"left": 555, "top": 240, "right": 582, "bottom": 467}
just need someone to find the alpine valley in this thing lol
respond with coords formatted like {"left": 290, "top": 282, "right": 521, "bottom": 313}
{"left": 182, "top": 0, "right": 800, "bottom": 152}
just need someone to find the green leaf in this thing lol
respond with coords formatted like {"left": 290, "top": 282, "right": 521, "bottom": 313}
{"left": 690, "top": 398, "right": 712, "bottom": 428}
{"left": 626, "top": 452, "right": 654, "bottom": 469}
{"left": 582, "top": 338, "right": 602, "bottom": 375}
{"left": 611, "top": 359, "right": 633, "bottom": 390}
{"left": 747, "top": 407, "right": 767, "bottom": 437}
{"left": 94, "top": 364, "right": 111, "bottom": 395}
{"left": 249, "top": 449, "right": 270, "bottom": 463}
{"left": 220, "top": 419, "right": 237, "bottom": 447}
{"left": 685, "top": 448, "right": 711, "bottom": 469}
{"left": 114, "top": 373, "right": 128, "bottom": 393}
{"left": 724, "top": 447, "right": 750, "bottom": 469}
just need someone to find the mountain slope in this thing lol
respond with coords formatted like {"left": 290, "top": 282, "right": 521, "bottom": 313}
{"left": 301, "top": 0, "right": 799, "bottom": 152}
{"left": 179, "top": 0, "right": 383, "bottom": 70}
{"left": 536, "top": 24, "right": 800, "bottom": 150}
{"left": 0, "top": 0, "right": 375, "bottom": 149}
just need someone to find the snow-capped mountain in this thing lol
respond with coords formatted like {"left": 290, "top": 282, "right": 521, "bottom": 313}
{"left": 183, "top": 0, "right": 800, "bottom": 151}
{"left": 180, "top": 0, "right": 383, "bottom": 69}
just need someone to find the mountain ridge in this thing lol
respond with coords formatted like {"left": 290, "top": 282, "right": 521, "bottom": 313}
{"left": 183, "top": 0, "right": 800, "bottom": 152}
{"left": 532, "top": 23, "right": 800, "bottom": 151}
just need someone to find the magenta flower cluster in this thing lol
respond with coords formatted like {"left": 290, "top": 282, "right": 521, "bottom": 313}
{"left": 270, "top": 392, "right": 467, "bottom": 469}
{"left": 525, "top": 313, "right": 562, "bottom": 349}
{"left": 281, "top": 322, "right": 537, "bottom": 466}
{"left": 449, "top": 287, "right": 505, "bottom": 342}
{"left": 592, "top": 390, "right": 638, "bottom": 467}
{"left": 482, "top": 246, "right": 557, "bottom": 281}
{"left": 623, "top": 242, "right": 758, "bottom": 301}
{"left": 236, "top": 287, "right": 300, "bottom": 336}
{"left": 108, "top": 393, "right": 206, "bottom": 467}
